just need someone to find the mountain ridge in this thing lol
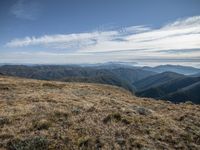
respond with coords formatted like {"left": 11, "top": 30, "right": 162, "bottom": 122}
{"left": 142, "top": 64, "right": 200, "bottom": 75}
{"left": 0, "top": 64, "right": 155, "bottom": 93}
{"left": 136, "top": 76, "right": 200, "bottom": 103}
{"left": 133, "top": 71, "right": 185, "bottom": 91}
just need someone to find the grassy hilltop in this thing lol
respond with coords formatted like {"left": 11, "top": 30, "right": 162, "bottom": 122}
{"left": 0, "top": 76, "right": 200, "bottom": 149}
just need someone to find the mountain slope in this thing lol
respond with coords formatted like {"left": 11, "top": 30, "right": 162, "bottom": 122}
{"left": 164, "top": 81, "right": 200, "bottom": 104}
{"left": 111, "top": 68, "right": 155, "bottom": 83}
{"left": 192, "top": 72, "right": 200, "bottom": 77}
{"left": 0, "top": 65, "right": 155, "bottom": 92}
{"left": 62, "top": 74, "right": 135, "bottom": 92}
{"left": 136, "top": 76, "right": 200, "bottom": 103}
{"left": 133, "top": 72, "right": 185, "bottom": 91}
{"left": 0, "top": 76, "right": 200, "bottom": 149}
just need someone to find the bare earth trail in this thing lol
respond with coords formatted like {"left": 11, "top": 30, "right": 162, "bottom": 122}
{"left": 0, "top": 76, "right": 200, "bottom": 149}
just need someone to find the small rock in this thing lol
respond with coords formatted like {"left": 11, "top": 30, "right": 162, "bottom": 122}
{"left": 136, "top": 107, "right": 152, "bottom": 116}
{"left": 71, "top": 107, "right": 81, "bottom": 114}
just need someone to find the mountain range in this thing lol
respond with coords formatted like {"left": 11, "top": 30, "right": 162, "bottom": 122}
{"left": 0, "top": 64, "right": 199, "bottom": 104}
{"left": 0, "top": 64, "right": 155, "bottom": 92}
{"left": 142, "top": 64, "right": 200, "bottom": 75}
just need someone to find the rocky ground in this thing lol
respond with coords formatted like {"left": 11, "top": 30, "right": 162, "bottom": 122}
{"left": 0, "top": 76, "right": 200, "bottom": 150}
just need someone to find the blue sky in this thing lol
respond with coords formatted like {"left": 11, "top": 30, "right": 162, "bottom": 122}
{"left": 0, "top": 0, "right": 200, "bottom": 67}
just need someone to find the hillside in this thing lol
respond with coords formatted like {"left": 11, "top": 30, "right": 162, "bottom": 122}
{"left": 192, "top": 72, "right": 200, "bottom": 77}
{"left": 0, "top": 65, "right": 155, "bottom": 93}
{"left": 0, "top": 76, "right": 200, "bottom": 149}
{"left": 62, "top": 74, "right": 135, "bottom": 92}
{"left": 164, "top": 81, "right": 200, "bottom": 104}
{"left": 110, "top": 68, "right": 155, "bottom": 83}
{"left": 133, "top": 72, "right": 185, "bottom": 91}
{"left": 136, "top": 76, "right": 200, "bottom": 104}
{"left": 0, "top": 65, "right": 155, "bottom": 82}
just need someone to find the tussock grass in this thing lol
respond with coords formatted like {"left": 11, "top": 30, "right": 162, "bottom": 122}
{"left": 0, "top": 76, "right": 200, "bottom": 149}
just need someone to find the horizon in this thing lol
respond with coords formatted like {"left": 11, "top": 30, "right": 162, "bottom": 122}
{"left": 0, "top": 0, "right": 200, "bottom": 67}
{"left": 0, "top": 62, "right": 200, "bottom": 69}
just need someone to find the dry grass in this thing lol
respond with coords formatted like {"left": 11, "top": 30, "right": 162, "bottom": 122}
{"left": 0, "top": 76, "right": 200, "bottom": 149}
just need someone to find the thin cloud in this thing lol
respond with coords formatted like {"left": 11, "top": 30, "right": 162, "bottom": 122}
{"left": 10, "top": 0, "right": 41, "bottom": 20}
{"left": 5, "top": 31, "right": 118, "bottom": 47}
{"left": 5, "top": 26, "right": 150, "bottom": 48}
{"left": 5, "top": 16, "right": 200, "bottom": 62}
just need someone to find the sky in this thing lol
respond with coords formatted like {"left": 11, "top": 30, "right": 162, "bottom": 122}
{"left": 0, "top": 0, "right": 200, "bottom": 67}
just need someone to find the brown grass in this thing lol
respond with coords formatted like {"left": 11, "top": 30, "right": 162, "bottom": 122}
{"left": 0, "top": 76, "right": 200, "bottom": 149}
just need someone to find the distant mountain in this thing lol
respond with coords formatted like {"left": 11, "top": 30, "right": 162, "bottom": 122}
{"left": 80, "top": 62, "right": 138, "bottom": 69}
{"left": 142, "top": 65, "right": 200, "bottom": 75}
{"left": 136, "top": 76, "right": 200, "bottom": 103}
{"left": 0, "top": 64, "right": 155, "bottom": 93}
{"left": 111, "top": 68, "right": 155, "bottom": 83}
{"left": 133, "top": 72, "right": 185, "bottom": 91}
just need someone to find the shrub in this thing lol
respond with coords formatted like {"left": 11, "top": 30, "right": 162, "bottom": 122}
{"left": 54, "top": 110, "right": 68, "bottom": 119}
{"left": 0, "top": 117, "right": 9, "bottom": 126}
{"left": 42, "top": 83, "right": 64, "bottom": 89}
{"left": 71, "top": 107, "right": 81, "bottom": 114}
{"left": 32, "top": 119, "right": 51, "bottom": 130}
{"left": 103, "top": 113, "right": 121, "bottom": 124}
{"left": 103, "top": 113, "right": 132, "bottom": 125}
{"left": 121, "top": 117, "right": 131, "bottom": 125}
{"left": 77, "top": 136, "right": 91, "bottom": 148}
{"left": 7, "top": 136, "right": 49, "bottom": 150}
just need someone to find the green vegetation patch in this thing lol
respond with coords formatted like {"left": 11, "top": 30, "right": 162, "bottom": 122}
{"left": 7, "top": 136, "right": 49, "bottom": 150}
{"left": 103, "top": 113, "right": 132, "bottom": 124}
{"left": 0, "top": 117, "right": 10, "bottom": 126}
{"left": 32, "top": 119, "right": 51, "bottom": 130}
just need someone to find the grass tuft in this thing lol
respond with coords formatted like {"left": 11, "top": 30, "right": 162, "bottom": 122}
{"left": 7, "top": 136, "right": 49, "bottom": 150}
{"left": 32, "top": 119, "right": 51, "bottom": 130}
